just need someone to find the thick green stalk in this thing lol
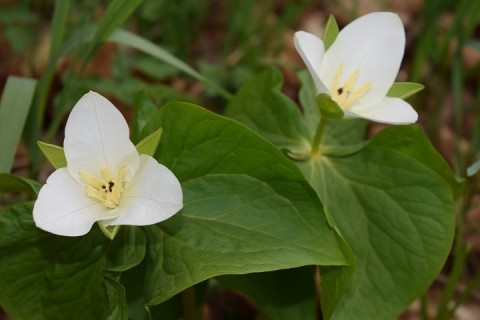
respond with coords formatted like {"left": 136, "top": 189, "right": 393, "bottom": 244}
{"left": 311, "top": 117, "right": 327, "bottom": 155}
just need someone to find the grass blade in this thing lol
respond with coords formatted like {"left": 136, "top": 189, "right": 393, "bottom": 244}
{"left": 83, "top": 0, "right": 144, "bottom": 67}
{"left": 109, "top": 29, "right": 233, "bottom": 100}
{"left": 25, "top": 0, "right": 70, "bottom": 166}
{"left": 0, "top": 76, "right": 37, "bottom": 173}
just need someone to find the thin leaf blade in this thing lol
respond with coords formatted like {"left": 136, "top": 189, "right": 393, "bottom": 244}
{"left": 0, "top": 76, "right": 37, "bottom": 173}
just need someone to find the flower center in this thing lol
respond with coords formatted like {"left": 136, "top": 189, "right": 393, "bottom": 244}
{"left": 79, "top": 165, "right": 126, "bottom": 209}
{"left": 330, "top": 64, "right": 372, "bottom": 109}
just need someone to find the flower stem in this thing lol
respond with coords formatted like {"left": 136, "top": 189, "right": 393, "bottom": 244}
{"left": 311, "top": 117, "right": 327, "bottom": 155}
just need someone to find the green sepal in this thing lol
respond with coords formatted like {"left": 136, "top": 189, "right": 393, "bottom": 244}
{"left": 135, "top": 128, "right": 163, "bottom": 157}
{"left": 387, "top": 82, "right": 424, "bottom": 99}
{"left": 98, "top": 222, "right": 120, "bottom": 240}
{"left": 37, "top": 141, "right": 67, "bottom": 169}
{"left": 323, "top": 14, "right": 339, "bottom": 50}
{"left": 37, "top": 127, "right": 162, "bottom": 171}
{"left": 316, "top": 93, "right": 344, "bottom": 119}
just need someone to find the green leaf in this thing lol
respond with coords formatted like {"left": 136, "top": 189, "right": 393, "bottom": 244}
{"left": 387, "top": 82, "right": 424, "bottom": 99}
{"left": 218, "top": 267, "right": 317, "bottom": 320}
{"left": 319, "top": 232, "right": 355, "bottom": 320}
{"left": 297, "top": 145, "right": 454, "bottom": 319}
{"left": 0, "top": 76, "right": 37, "bottom": 173}
{"left": 140, "top": 102, "right": 347, "bottom": 305}
{"left": 224, "top": 68, "right": 455, "bottom": 319}
{"left": 83, "top": 0, "right": 144, "bottom": 66}
{"left": 132, "top": 90, "right": 157, "bottom": 143}
{"left": 105, "top": 227, "right": 147, "bottom": 272}
{"left": 121, "top": 262, "right": 182, "bottom": 320}
{"left": 104, "top": 276, "right": 129, "bottom": 320}
{"left": 0, "top": 173, "right": 41, "bottom": 195}
{"left": 224, "top": 67, "right": 311, "bottom": 155}
{"left": 323, "top": 14, "right": 339, "bottom": 50}
{"left": 0, "top": 202, "right": 145, "bottom": 319}
{"left": 135, "top": 128, "right": 162, "bottom": 157}
{"left": 369, "top": 125, "right": 464, "bottom": 198}
{"left": 37, "top": 141, "right": 67, "bottom": 169}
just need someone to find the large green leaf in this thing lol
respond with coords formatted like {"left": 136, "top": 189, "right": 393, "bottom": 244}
{"left": 369, "top": 125, "right": 464, "bottom": 198}
{"left": 140, "top": 102, "right": 347, "bottom": 305}
{"left": 299, "top": 142, "right": 454, "bottom": 319}
{"left": 224, "top": 68, "right": 456, "bottom": 319}
{"left": 0, "top": 203, "right": 146, "bottom": 320}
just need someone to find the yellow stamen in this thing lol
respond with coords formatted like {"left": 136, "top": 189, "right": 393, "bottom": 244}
{"left": 79, "top": 164, "right": 127, "bottom": 209}
{"left": 331, "top": 63, "right": 343, "bottom": 99}
{"left": 329, "top": 64, "right": 372, "bottom": 109}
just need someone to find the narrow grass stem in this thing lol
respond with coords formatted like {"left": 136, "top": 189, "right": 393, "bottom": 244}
{"left": 311, "top": 117, "right": 327, "bottom": 155}
{"left": 420, "top": 294, "right": 429, "bottom": 320}
{"left": 436, "top": 199, "right": 467, "bottom": 320}
{"left": 182, "top": 286, "right": 201, "bottom": 320}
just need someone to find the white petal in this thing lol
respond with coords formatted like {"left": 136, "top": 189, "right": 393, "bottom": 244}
{"left": 348, "top": 97, "right": 418, "bottom": 124}
{"left": 64, "top": 91, "right": 140, "bottom": 183}
{"left": 320, "top": 12, "right": 405, "bottom": 106}
{"left": 104, "top": 155, "right": 183, "bottom": 227}
{"left": 33, "top": 168, "right": 116, "bottom": 236}
{"left": 294, "top": 31, "right": 329, "bottom": 93}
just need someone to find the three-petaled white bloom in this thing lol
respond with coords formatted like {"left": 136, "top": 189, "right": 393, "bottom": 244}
{"left": 294, "top": 12, "right": 418, "bottom": 124}
{"left": 33, "top": 91, "right": 183, "bottom": 237}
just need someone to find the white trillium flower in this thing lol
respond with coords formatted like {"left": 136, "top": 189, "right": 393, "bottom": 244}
{"left": 33, "top": 91, "right": 183, "bottom": 237}
{"left": 294, "top": 12, "right": 418, "bottom": 124}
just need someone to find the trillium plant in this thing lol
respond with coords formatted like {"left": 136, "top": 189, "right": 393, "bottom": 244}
{"left": 294, "top": 12, "right": 418, "bottom": 125}
{"left": 33, "top": 92, "right": 183, "bottom": 239}
{"left": 0, "top": 11, "right": 457, "bottom": 320}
